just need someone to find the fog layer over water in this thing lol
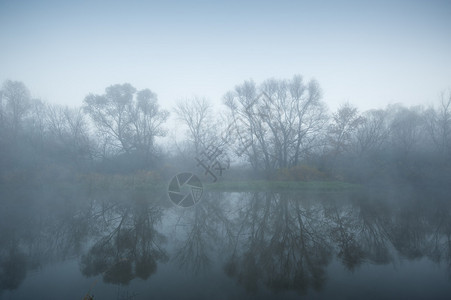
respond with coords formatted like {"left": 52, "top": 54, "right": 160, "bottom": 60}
{"left": 1, "top": 185, "right": 450, "bottom": 299}
{"left": 1, "top": 1, "right": 451, "bottom": 298}
{"left": 1, "top": 73, "right": 451, "bottom": 300}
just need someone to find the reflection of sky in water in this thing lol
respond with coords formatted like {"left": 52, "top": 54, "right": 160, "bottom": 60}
{"left": 1, "top": 189, "right": 451, "bottom": 299}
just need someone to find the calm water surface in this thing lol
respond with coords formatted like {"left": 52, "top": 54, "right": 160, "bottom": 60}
{"left": 1, "top": 186, "right": 450, "bottom": 299}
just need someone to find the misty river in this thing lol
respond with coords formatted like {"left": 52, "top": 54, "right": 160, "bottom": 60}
{"left": 1, "top": 186, "right": 450, "bottom": 299}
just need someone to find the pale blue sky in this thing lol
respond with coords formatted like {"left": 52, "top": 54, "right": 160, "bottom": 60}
{"left": 1, "top": 0, "right": 450, "bottom": 112}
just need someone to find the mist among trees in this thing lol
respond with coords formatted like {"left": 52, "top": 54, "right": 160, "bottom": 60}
{"left": 0, "top": 76, "right": 450, "bottom": 189}
{"left": 1, "top": 76, "right": 451, "bottom": 299}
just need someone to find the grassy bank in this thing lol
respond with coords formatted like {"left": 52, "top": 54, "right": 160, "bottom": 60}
{"left": 205, "top": 180, "right": 361, "bottom": 192}
{"left": 45, "top": 173, "right": 361, "bottom": 193}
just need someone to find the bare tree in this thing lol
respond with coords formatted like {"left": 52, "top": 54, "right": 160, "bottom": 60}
{"left": 388, "top": 104, "right": 425, "bottom": 156}
{"left": 1, "top": 80, "right": 31, "bottom": 137}
{"left": 0, "top": 90, "right": 4, "bottom": 129}
{"left": 27, "top": 99, "right": 47, "bottom": 147}
{"left": 327, "top": 103, "right": 364, "bottom": 158}
{"left": 83, "top": 83, "right": 136, "bottom": 155}
{"left": 83, "top": 83, "right": 169, "bottom": 161}
{"left": 224, "top": 75, "right": 327, "bottom": 172}
{"left": 128, "top": 89, "right": 169, "bottom": 159}
{"left": 352, "top": 109, "right": 390, "bottom": 156}
{"left": 173, "top": 96, "right": 214, "bottom": 156}
{"left": 46, "top": 104, "right": 93, "bottom": 162}
{"left": 224, "top": 80, "right": 272, "bottom": 170}
{"left": 424, "top": 91, "right": 451, "bottom": 156}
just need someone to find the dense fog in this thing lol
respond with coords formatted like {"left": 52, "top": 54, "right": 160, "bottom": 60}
{"left": 1, "top": 1, "right": 450, "bottom": 299}
{"left": 1, "top": 77, "right": 451, "bottom": 298}
{"left": 1, "top": 78, "right": 450, "bottom": 188}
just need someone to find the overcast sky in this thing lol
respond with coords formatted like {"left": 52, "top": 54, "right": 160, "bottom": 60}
{"left": 1, "top": 0, "right": 450, "bottom": 113}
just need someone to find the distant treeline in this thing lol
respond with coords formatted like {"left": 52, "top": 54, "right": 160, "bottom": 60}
{"left": 0, "top": 76, "right": 450, "bottom": 187}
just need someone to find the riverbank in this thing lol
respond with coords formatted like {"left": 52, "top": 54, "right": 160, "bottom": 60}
{"left": 205, "top": 180, "right": 361, "bottom": 192}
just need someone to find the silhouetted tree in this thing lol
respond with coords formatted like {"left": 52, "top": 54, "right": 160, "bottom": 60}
{"left": 83, "top": 83, "right": 169, "bottom": 165}
{"left": 327, "top": 103, "right": 363, "bottom": 158}
{"left": 224, "top": 75, "right": 327, "bottom": 173}
{"left": 424, "top": 91, "right": 451, "bottom": 157}
{"left": 0, "top": 80, "right": 31, "bottom": 137}
{"left": 173, "top": 96, "right": 215, "bottom": 156}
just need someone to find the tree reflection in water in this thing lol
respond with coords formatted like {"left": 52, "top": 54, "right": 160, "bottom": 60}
{"left": 1, "top": 187, "right": 451, "bottom": 296}
{"left": 0, "top": 249, "right": 27, "bottom": 292}
{"left": 325, "top": 195, "right": 393, "bottom": 271}
{"left": 0, "top": 187, "right": 98, "bottom": 295}
{"left": 172, "top": 192, "right": 235, "bottom": 274}
{"left": 221, "top": 191, "right": 451, "bottom": 294}
{"left": 80, "top": 191, "right": 168, "bottom": 285}
{"left": 223, "top": 192, "right": 332, "bottom": 294}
